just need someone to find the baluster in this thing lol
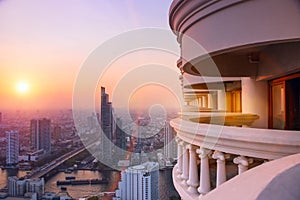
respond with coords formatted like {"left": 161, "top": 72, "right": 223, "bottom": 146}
{"left": 180, "top": 142, "right": 189, "bottom": 187}
{"left": 233, "top": 156, "right": 253, "bottom": 174}
{"left": 212, "top": 151, "right": 230, "bottom": 187}
{"left": 175, "top": 137, "right": 183, "bottom": 176}
{"left": 197, "top": 148, "right": 211, "bottom": 195}
{"left": 186, "top": 144, "right": 199, "bottom": 194}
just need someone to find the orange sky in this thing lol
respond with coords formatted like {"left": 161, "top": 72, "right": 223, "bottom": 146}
{"left": 0, "top": 0, "right": 180, "bottom": 111}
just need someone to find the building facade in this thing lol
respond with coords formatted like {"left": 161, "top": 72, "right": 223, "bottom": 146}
{"left": 30, "top": 118, "right": 51, "bottom": 154}
{"left": 169, "top": 0, "right": 300, "bottom": 199}
{"left": 115, "top": 117, "right": 127, "bottom": 152}
{"left": 114, "top": 162, "right": 159, "bottom": 200}
{"left": 6, "top": 130, "right": 19, "bottom": 165}
{"left": 8, "top": 177, "right": 44, "bottom": 199}
{"left": 8, "top": 176, "right": 25, "bottom": 197}
{"left": 164, "top": 121, "right": 177, "bottom": 163}
{"left": 26, "top": 178, "right": 45, "bottom": 199}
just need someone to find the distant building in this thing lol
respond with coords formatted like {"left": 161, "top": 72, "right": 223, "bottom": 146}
{"left": 163, "top": 121, "right": 177, "bottom": 162}
{"left": 87, "top": 113, "right": 98, "bottom": 130}
{"left": 8, "top": 176, "right": 26, "bottom": 197}
{"left": 19, "top": 149, "right": 44, "bottom": 163}
{"left": 0, "top": 112, "right": 2, "bottom": 124}
{"left": 26, "top": 178, "right": 45, "bottom": 199}
{"left": 100, "top": 87, "right": 113, "bottom": 163}
{"left": 114, "top": 162, "right": 159, "bottom": 200}
{"left": 6, "top": 130, "right": 19, "bottom": 165}
{"left": 52, "top": 125, "right": 62, "bottom": 141}
{"left": 8, "top": 177, "right": 44, "bottom": 198}
{"left": 30, "top": 118, "right": 51, "bottom": 153}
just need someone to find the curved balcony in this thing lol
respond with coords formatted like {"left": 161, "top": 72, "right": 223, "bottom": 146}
{"left": 169, "top": 0, "right": 300, "bottom": 77}
{"left": 170, "top": 116, "right": 300, "bottom": 199}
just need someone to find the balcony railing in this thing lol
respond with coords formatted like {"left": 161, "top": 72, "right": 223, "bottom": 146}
{"left": 170, "top": 115, "right": 300, "bottom": 199}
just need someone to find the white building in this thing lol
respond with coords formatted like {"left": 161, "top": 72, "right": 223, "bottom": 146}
{"left": 8, "top": 177, "right": 44, "bottom": 199}
{"left": 8, "top": 176, "right": 26, "bottom": 197}
{"left": 6, "top": 130, "right": 19, "bottom": 165}
{"left": 30, "top": 118, "right": 51, "bottom": 154}
{"left": 26, "top": 178, "right": 45, "bottom": 199}
{"left": 114, "top": 162, "right": 159, "bottom": 200}
{"left": 164, "top": 121, "right": 177, "bottom": 163}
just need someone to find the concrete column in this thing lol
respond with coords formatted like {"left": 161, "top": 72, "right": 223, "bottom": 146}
{"left": 212, "top": 151, "right": 230, "bottom": 187}
{"left": 197, "top": 148, "right": 211, "bottom": 195}
{"left": 175, "top": 137, "right": 183, "bottom": 175}
{"left": 207, "top": 93, "right": 212, "bottom": 109}
{"left": 198, "top": 97, "right": 202, "bottom": 108}
{"left": 217, "top": 90, "right": 226, "bottom": 111}
{"left": 233, "top": 156, "right": 253, "bottom": 174}
{"left": 180, "top": 142, "right": 189, "bottom": 186}
{"left": 202, "top": 96, "right": 207, "bottom": 108}
{"left": 186, "top": 144, "right": 199, "bottom": 194}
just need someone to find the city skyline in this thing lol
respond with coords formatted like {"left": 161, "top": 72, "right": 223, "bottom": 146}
{"left": 0, "top": 0, "right": 180, "bottom": 111}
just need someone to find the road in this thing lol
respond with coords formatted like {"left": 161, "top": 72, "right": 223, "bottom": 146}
{"left": 29, "top": 146, "right": 86, "bottom": 179}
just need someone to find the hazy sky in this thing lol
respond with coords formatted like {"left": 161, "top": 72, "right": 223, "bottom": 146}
{"left": 0, "top": 0, "right": 182, "bottom": 111}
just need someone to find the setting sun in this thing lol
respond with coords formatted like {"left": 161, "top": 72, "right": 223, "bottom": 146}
{"left": 16, "top": 81, "right": 30, "bottom": 94}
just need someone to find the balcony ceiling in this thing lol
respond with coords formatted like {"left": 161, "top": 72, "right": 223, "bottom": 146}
{"left": 169, "top": 0, "right": 300, "bottom": 77}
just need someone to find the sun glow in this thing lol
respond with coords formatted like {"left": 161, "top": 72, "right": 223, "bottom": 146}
{"left": 16, "top": 81, "right": 30, "bottom": 94}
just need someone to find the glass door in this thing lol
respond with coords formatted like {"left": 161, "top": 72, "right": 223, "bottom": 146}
{"left": 269, "top": 73, "right": 300, "bottom": 130}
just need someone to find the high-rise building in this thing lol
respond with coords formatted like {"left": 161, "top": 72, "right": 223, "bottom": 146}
{"left": 6, "top": 130, "right": 19, "bottom": 165}
{"left": 0, "top": 112, "right": 2, "bottom": 124}
{"left": 113, "top": 162, "right": 159, "bottom": 200}
{"left": 100, "top": 87, "right": 113, "bottom": 163}
{"left": 30, "top": 118, "right": 51, "bottom": 153}
{"left": 164, "top": 121, "right": 177, "bottom": 162}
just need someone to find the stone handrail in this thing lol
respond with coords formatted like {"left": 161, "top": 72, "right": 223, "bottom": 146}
{"left": 171, "top": 117, "right": 300, "bottom": 160}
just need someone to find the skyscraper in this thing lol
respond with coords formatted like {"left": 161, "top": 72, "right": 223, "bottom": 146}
{"left": 6, "top": 130, "right": 19, "bottom": 165}
{"left": 100, "top": 87, "right": 113, "bottom": 162}
{"left": 30, "top": 118, "right": 51, "bottom": 154}
{"left": 114, "top": 162, "right": 159, "bottom": 200}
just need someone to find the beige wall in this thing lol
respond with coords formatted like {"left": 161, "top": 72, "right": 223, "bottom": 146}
{"left": 242, "top": 77, "right": 268, "bottom": 128}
